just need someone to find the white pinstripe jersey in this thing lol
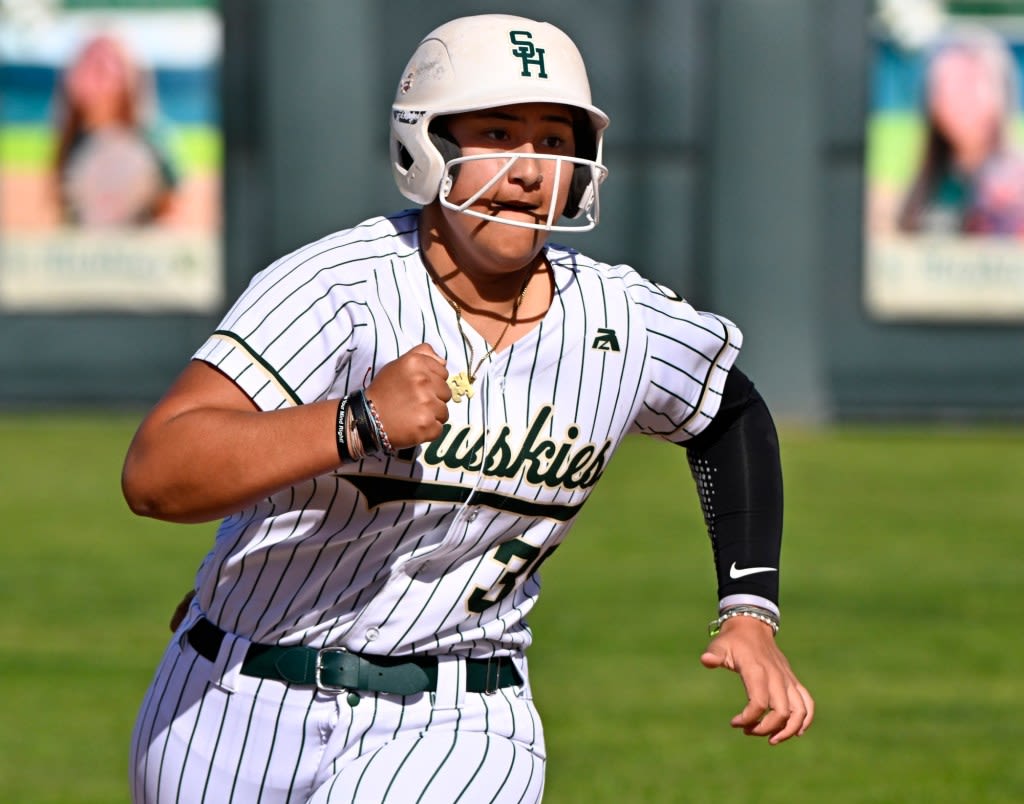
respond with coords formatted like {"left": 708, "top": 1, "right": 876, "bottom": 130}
{"left": 189, "top": 210, "right": 741, "bottom": 659}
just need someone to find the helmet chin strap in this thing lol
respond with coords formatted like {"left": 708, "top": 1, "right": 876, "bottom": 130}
{"left": 438, "top": 153, "right": 602, "bottom": 232}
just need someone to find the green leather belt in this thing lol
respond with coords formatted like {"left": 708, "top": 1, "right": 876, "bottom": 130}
{"left": 187, "top": 618, "right": 521, "bottom": 696}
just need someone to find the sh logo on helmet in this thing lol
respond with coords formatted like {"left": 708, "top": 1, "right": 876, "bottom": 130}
{"left": 510, "top": 31, "right": 548, "bottom": 78}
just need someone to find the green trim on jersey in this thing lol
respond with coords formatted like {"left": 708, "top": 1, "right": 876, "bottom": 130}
{"left": 211, "top": 329, "right": 303, "bottom": 406}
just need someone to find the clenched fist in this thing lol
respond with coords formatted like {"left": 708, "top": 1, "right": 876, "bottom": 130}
{"left": 364, "top": 343, "right": 451, "bottom": 449}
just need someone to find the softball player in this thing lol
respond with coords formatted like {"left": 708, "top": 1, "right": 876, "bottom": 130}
{"left": 123, "top": 14, "right": 813, "bottom": 803}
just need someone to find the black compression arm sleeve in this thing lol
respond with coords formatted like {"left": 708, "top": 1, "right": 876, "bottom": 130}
{"left": 682, "top": 367, "right": 783, "bottom": 606}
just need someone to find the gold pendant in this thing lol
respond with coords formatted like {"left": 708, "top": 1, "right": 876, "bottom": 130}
{"left": 447, "top": 371, "right": 475, "bottom": 402}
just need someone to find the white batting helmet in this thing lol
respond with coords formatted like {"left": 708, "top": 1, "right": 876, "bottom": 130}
{"left": 390, "top": 14, "right": 610, "bottom": 231}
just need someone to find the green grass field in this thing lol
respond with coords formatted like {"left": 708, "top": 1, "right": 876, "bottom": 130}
{"left": 1, "top": 415, "right": 1021, "bottom": 803}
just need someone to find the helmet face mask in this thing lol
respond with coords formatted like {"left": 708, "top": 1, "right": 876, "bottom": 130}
{"left": 438, "top": 152, "right": 608, "bottom": 232}
{"left": 390, "top": 14, "right": 609, "bottom": 232}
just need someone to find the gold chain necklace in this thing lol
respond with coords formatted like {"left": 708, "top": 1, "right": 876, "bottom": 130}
{"left": 442, "top": 276, "right": 529, "bottom": 403}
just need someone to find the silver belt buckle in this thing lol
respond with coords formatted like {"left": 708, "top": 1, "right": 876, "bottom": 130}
{"left": 315, "top": 647, "right": 351, "bottom": 693}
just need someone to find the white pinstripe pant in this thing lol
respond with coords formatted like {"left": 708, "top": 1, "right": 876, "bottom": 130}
{"left": 130, "top": 635, "right": 546, "bottom": 803}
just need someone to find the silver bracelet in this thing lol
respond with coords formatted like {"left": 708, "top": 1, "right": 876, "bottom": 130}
{"left": 365, "top": 396, "right": 395, "bottom": 455}
{"left": 708, "top": 604, "right": 780, "bottom": 637}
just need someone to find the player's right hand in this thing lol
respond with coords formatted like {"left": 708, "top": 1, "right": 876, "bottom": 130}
{"left": 365, "top": 343, "right": 451, "bottom": 449}
{"left": 700, "top": 616, "right": 814, "bottom": 744}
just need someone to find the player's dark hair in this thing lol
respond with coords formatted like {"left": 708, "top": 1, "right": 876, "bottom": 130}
{"left": 427, "top": 119, "right": 462, "bottom": 184}
{"left": 564, "top": 108, "right": 597, "bottom": 217}
{"left": 428, "top": 119, "right": 460, "bottom": 162}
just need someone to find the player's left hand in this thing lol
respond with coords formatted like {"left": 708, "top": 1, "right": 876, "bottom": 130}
{"left": 700, "top": 615, "right": 814, "bottom": 744}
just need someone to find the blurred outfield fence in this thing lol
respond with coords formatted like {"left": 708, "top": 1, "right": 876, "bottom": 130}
{"left": 0, "top": 0, "right": 1021, "bottom": 421}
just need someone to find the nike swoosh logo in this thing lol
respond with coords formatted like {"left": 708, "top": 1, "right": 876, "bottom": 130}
{"left": 729, "top": 562, "right": 778, "bottom": 579}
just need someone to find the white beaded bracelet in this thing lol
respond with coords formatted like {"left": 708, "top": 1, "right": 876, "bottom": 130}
{"left": 708, "top": 605, "right": 780, "bottom": 637}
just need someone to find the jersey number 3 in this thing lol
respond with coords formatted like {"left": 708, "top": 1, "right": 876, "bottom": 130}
{"left": 467, "top": 538, "right": 559, "bottom": 614}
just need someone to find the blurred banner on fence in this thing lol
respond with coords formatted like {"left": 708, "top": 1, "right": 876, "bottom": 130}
{"left": 0, "top": 0, "right": 222, "bottom": 312}
{"left": 865, "top": 0, "right": 1024, "bottom": 322}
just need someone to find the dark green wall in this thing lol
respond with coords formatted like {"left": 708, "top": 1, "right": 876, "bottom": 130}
{"left": 2, "top": 0, "right": 1022, "bottom": 419}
